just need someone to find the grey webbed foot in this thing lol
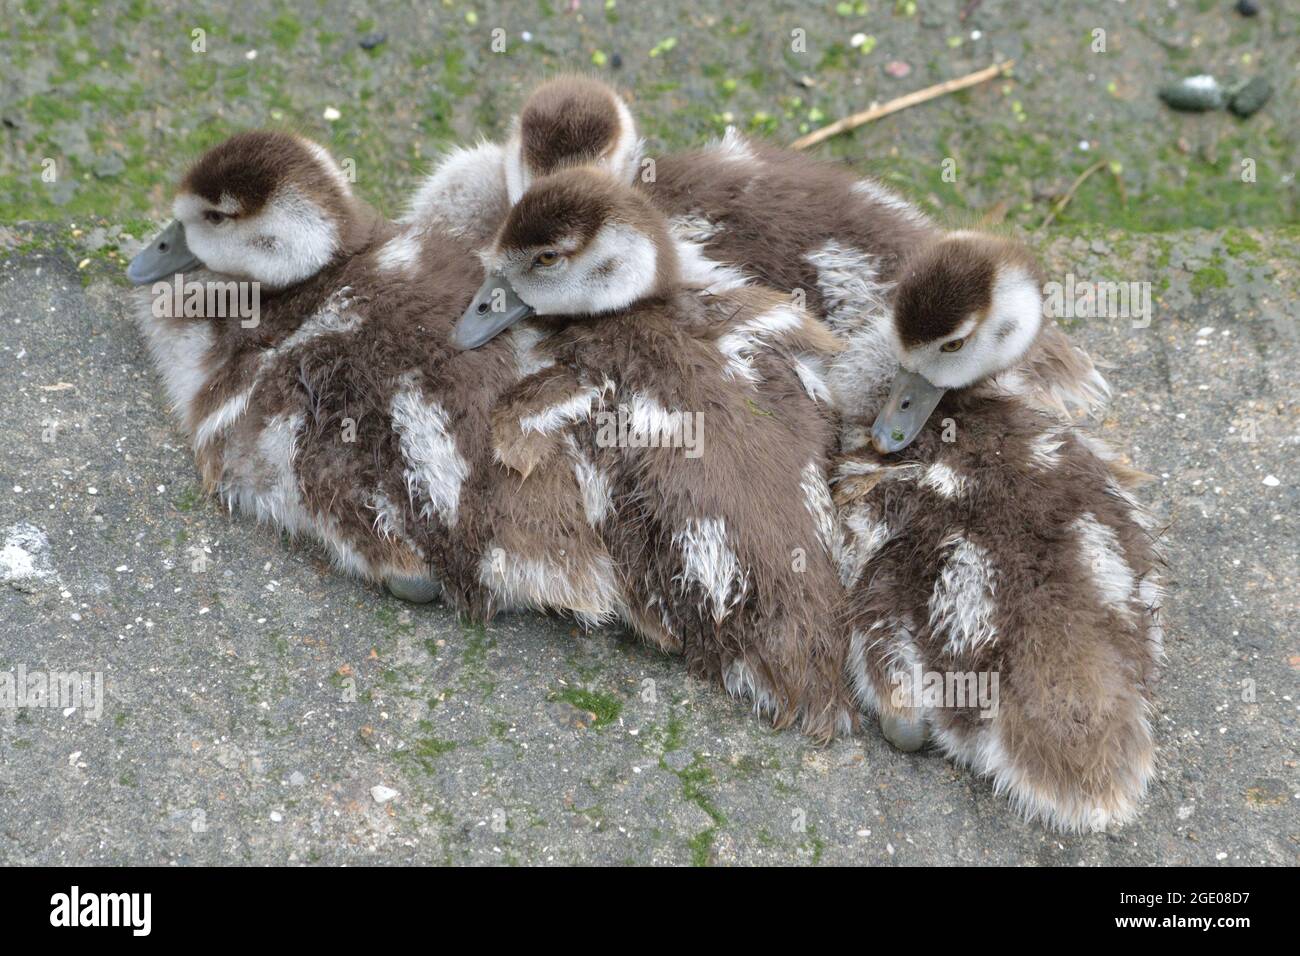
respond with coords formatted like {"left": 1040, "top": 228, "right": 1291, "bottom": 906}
{"left": 384, "top": 574, "right": 442, "bottom": 604}
{"left": 879, "top": 711, "right": 928, "bottom": 752}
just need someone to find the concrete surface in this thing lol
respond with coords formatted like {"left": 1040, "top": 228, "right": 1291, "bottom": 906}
{"left": 0, "top": 0, "right": 1297, "bottom": 865}
{"left": 0, "top": 223, "right": 1295, "bottom": 865}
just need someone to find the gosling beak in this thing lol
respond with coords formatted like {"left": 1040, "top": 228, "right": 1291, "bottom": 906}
{"left": 451, "top": 273, "right": 535, "bottom": 350}
{"left": 871, "top": 369, "right": 947, "bottom": 454}
{"left": 126, "top": 220, "right": 202, "bottom": 284}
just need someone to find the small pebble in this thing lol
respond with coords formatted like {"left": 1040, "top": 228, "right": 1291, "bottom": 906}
{"left": 289, "top": 771, "right": 306, "bottom": 786}
{"left": 1262, "top": 475, "right": 1279, "bottom": 487}
{"left": 322, "top": 107, "right": 341, "bottom": 122}
{"left": 1159, "top": 75, "right": 1224, "bottom": 112}
{"left": 884, "top": 60, "right": 911, "bottom": 78}
{"left": 358, "top": 31, "right": 387, "bottom": 50}
{"left": 1227, "top": 76, "right": 1272, "bottom": 118}
{"left": 1235, "top": 0, "right": 1259, "bottom": 16}
{"left": 609, "top": 53, "right": 623, "bottom": 69}
{"left": 270, "top": 811, "right": 283, "bottom": 822}
{"left": 371, "top": 784, "right": 399, "bottom": 804}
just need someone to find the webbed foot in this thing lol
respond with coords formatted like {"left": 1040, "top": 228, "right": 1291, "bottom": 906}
{"left": 385, "top": 574, "right": 442, "bottom": 604}
{"left": 879, "top": 711, "right": 928, "bottom": 752}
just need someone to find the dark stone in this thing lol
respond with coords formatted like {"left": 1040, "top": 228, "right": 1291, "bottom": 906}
{"left": 359, "top": 31, "right": 388, "bottom": 50}
{"left": 1234, "top": 0, "right": 1260, "bottom": 16}
{"left": 1159, "top": 76, "right": 1225, "bottom": 112}
{"left": 93, "top": 154, "right": 126, "bottom": 179}
{"left": 1228, "top": 76, "right": 1272, "bottom": 118}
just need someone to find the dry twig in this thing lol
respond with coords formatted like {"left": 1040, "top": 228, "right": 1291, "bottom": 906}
{"left": 1037, "top": 159, "right": 1107, "bottom": 231}
{"left": 790, "top": 60, "right": 1014, "bottom": 150}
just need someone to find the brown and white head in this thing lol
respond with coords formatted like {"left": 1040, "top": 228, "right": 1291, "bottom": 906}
{"left": 871, "top": 232, "right": 1045, "bottom": 453}
{"left": 127, "top": 131, "right": 363, "bottom": 290}
{"left": 504, "top": 75, "right": 642, "bottom": 204}
{"left": 452, "top": 167, "right": 679, "bottom": 349}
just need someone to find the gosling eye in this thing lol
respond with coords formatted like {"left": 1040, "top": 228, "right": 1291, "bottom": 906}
{"left": 940, "top": 337, "right": 965, "bottom": 353}
{"left": 532, "top": 250, "right": 560, "bottom": 268}
{"left": 204, "top": 210, "right": 229, "bottom": 225}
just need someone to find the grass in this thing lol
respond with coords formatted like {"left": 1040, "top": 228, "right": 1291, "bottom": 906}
{"left": 675, "top": 754, "right": 727, "bottom": 866}
{"left": 0, "top": 1, "right": 1293, "bottom": 232}
{"left": 553, "top": 687, "right": 623, "bottom": 727}
{"left": 400, "top": 721, "right": 459, "bottom": 774}
{"left": 1191, "top": 260, "right": 1230, "bottom": 296}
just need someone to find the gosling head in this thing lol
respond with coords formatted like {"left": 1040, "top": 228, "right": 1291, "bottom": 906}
{"left": 452, "top": 167, "right": 678, "bottom": 349}
{"left": 504, "top": 75, "right": 641, "bottom": 204}
{"left": 127, "top": 131, "right": 361, "bottom": 290}
{"left": 871, "top": 232, "right": 1044, "bottom": 454}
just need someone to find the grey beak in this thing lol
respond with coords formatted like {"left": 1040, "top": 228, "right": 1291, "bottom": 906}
{"left": 871, "top": 369, "right": 947, "bottom": 454}
{"left": 451, "top": 273, "right": 535, "bottom": 350}
{"left": 126, "top": 220, "right": 202, "bottom": 284}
